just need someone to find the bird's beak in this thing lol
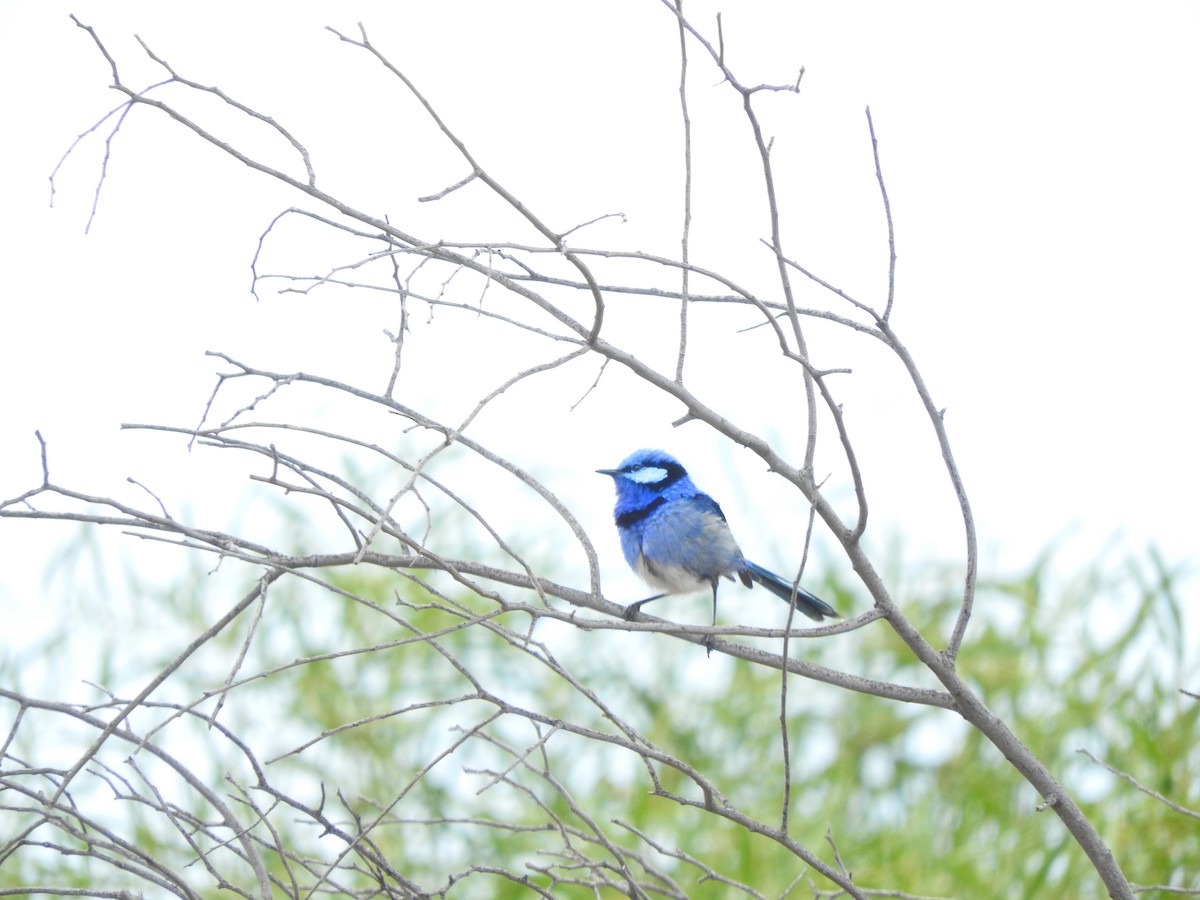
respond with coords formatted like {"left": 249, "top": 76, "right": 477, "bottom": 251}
{"left": 595, "top": 468, "right": 621, "bottom": 477}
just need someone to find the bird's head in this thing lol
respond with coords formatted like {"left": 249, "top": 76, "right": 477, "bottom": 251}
{"left": 596, "top": 448, "right": 694, "bottom": 505}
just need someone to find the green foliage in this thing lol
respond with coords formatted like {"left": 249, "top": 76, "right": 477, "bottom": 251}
{"left": 801, "top": 549, "right": 1199, "bottom": 898}
{"left": 1, "top": 540, "right": 1195, "bottom": 899}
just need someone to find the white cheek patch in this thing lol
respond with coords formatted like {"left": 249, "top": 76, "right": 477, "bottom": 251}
{"left": 626, "top": 465, "right": 668, "bottom": 485}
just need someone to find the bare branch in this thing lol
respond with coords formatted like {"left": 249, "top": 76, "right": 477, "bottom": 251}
{"left": 866, "top": 107, "right": 899, "bottom": 323}
{"left": 6, "top": 9, "right": 1156, "bottom": 900}
{"left": 1078, "top": 748, "right": 1200, "bottom": 821}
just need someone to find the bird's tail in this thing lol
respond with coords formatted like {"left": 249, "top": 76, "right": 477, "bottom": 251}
{"left": 744, "top": 561, "right": 838, "bottom": 621}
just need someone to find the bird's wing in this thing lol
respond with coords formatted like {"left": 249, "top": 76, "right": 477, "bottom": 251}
{"left": 640, "top": 493, "right": 743, "bottom": 582}
{"left": 691, "top": 492, "right": 728, "bottom": 522}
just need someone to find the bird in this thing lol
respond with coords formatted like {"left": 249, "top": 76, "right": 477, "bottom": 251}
{"left": 596, "top": 448, "right": 838, "bottom": 627}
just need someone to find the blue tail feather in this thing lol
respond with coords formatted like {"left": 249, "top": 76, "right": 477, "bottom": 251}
{"left": 743, "top": 561, "right": 837, "bottom": 622}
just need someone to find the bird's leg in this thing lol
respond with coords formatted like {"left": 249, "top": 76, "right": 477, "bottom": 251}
{"left": 703, "top": 582, "right": 720, "bottom": 656}
{"left": 623, "top": 593, "right": 666, "bottom": 621}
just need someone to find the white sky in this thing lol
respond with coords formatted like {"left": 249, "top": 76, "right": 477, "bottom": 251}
{"left": 1, "top": 1, "right": 1197, "bottom": 637}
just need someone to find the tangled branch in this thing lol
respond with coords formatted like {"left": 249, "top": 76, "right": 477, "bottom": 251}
{"left": 5, "top": 8, "right": 1182, "bottom": 900}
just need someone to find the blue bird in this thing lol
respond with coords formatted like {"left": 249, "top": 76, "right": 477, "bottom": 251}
{"left": 597, "top": 448, "right": 838, "bottom": 626}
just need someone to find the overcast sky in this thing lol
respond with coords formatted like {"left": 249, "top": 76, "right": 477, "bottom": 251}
{"left": 2, "top": 2, "right": 1197, "bottom": 635}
